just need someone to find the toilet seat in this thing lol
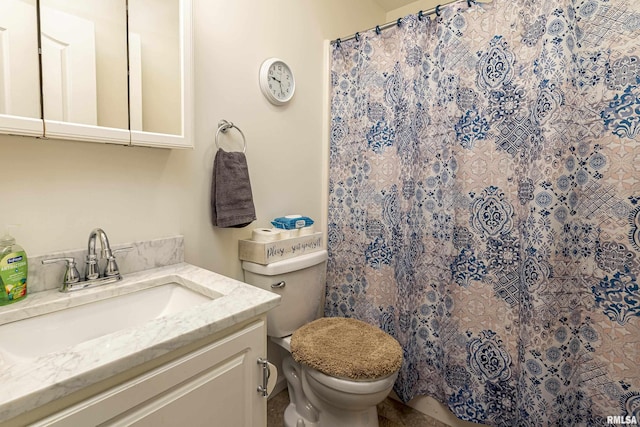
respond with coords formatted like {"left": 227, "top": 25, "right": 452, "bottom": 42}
{"left": 305, "top": 366, "right": 398, "bottom": 393}
{"left": 290, "top": 317, "right": 403, "bottom": 381}
{"left": 272, "top": 335, "right": 397, "bottom": 393}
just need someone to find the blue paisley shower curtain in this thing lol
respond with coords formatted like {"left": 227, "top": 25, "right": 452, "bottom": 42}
{"left": 326, "top": 0, "right": 640, "bottom": 425}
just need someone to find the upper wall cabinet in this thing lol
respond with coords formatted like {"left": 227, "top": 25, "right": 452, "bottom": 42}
{"left": 128, "top": 0, "right": 193, "bottom": 148}
{"left": 39, "top": 0, "right": 193, "bottom": 148}
{"left": 0, "top": 0, "right": 193, "bottom": 148}
{"left": 0, "top": 0, "right": 43, "bottom": 136}
{"left": 40, "top": 0, "right": 131, "bottom": 144}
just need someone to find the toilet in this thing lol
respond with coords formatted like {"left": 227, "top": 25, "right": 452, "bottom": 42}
{"left": 242, "top": 250, "right": 402, "bottom": 427}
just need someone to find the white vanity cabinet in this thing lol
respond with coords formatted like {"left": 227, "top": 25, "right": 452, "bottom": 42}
{"left": 28, "top": 319, "right": 267, "bottom": 427}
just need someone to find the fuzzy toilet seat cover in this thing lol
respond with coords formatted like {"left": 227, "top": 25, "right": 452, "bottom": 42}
{"left": 290, "top": 317, "right": 403, "bottom": 380}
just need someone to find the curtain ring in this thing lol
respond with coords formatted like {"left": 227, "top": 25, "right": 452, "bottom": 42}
{"left": 336, "top": 38, "right": 341, "bottom": 48}
{"left": 397, "top": 18, "right": 402, "bottom": 27}
{"left": 467, "top": 0, "right": 472, "bottom": 7}
{"left": 375, "top": 25, "right": 381, "bottom": 35}
{"left": 418, "top": 10, "right": 424, "bottom": 21}
{"left": 355, "top": 32, "right": 360, "bottom": 42}
{"left": 435, "top": 4, "right": 441, "bottom": 16}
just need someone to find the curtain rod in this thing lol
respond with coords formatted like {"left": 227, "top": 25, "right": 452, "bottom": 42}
{"left": 331, "top": 0, "right": 490, "bottom": 45}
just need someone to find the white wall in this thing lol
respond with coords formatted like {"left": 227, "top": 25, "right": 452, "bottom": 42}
{"left": 386, "top": 0, "right": 441, "bottom": 20}
{"left": 0, "top": 137, "right": 183, "bottom": 254}
{"left": 386, "top": 0, "right": 489, "bottom": 21}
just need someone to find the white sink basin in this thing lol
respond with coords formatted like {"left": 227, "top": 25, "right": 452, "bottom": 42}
{"left": 0, "top": 283, "right": 213, "bottom": 363}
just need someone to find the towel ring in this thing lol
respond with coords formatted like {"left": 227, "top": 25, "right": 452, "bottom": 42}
{"left": 215, "top": 120, "right": 246, "bottom": 153}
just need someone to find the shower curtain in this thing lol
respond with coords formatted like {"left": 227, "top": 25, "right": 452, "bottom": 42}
{"left": 326, "top": 0, "right": 640, "bottom": 425}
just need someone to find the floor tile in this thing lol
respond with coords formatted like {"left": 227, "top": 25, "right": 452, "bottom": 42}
{"left": 267, "top": 390, "right": 451, "bottom": 427}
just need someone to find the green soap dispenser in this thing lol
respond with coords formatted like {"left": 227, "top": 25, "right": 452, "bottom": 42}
{"left": 0, "top": 226, "right": 28, "bottom": 305}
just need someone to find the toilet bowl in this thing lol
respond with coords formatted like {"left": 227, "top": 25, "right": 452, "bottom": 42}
{"left": 301, "top": 365, "right": 399, "bottom": 427}
{"left": 277, "top": 340, "right": 399, "bottom": 426}
{"left": 242, "top": 250, "right": 403, "bottom": 427}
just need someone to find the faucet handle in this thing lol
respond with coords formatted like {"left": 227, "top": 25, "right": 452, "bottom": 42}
{"left": 42, "top": 257, "right": 81, "bottom": 287}
{"left": 104, "top": 246, "right": 133, "bottom": 277}
{"left": 85, "top": 254, "right": 100, "bottom": 280}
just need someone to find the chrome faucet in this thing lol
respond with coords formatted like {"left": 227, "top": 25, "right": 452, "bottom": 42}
{"left": 42, "top": 228, "right": 132, "bottom": 292}
{"left": 86, "top": 228, "right": 116, "bottom": 280}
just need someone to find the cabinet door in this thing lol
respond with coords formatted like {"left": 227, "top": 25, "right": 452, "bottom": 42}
{"left": 0, "top": 0, "right": 43, "bottom": 136}
{"left": 39, "top": 0, "right": 130, "bottom": 144}
{"left": 128, "top": 0, "right": 193, "bottom": 149}
{"left": 33, "top": 320, "right": 267, "bottom": 427}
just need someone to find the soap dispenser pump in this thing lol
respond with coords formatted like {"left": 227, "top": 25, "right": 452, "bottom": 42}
{"left": 0, "top": 225, "right": 28, "bottom": 305}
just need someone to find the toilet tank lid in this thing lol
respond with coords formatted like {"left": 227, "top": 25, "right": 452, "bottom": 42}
{"left": 242, "top": 250, "right": 328, "bottom": 276}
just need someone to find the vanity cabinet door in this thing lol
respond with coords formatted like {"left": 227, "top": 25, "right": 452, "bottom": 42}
{"left": 0, "top": 0, "right": 43, "bottom": 136}
{"left": 39, "top": 0, "right": 130, "bottom": 144}
{"left": 32, "top": 320, "right": 268, "bottom": 427}
{"left": 128, "top": 0, "right": 193, "bottom": 149}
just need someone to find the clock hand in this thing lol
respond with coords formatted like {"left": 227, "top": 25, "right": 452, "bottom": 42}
{"left": 269, "top": 75, "right": 284, "bottom": 97}
{"left": 272, "top": 75, "right": 284, "bottom": 94}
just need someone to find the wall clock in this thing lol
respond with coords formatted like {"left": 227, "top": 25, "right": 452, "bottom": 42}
{"left": 259, "top": 58, "right": 295, "bottom": 105}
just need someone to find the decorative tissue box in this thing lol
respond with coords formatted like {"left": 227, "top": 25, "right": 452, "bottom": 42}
{"left": 238, "top": 232, "right": 324, "bottom": 265}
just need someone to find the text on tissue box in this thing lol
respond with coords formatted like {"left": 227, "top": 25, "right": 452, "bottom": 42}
{"left": 238, "top": 232, "right": 323, "bottom": 264}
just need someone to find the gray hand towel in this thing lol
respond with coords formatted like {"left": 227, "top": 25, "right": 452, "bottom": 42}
{"left": 211, "top": 149, "right": 257, "bottom": 228}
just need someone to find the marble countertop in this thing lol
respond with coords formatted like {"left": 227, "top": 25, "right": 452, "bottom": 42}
{"left": 0, "top": 263, "right": 281, "bottom": 423}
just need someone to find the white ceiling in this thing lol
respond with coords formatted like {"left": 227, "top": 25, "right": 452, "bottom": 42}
{"left": 373, "top": 0, "right": 418, "bottom": 12}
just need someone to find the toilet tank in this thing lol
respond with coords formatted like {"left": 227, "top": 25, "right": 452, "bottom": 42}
{"left": 242, "top": 250, "right": 328, "bottom": 337}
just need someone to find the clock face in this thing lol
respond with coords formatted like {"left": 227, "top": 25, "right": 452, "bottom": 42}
{"left": 260, "top": 58, "right": 295, "bottom": 105}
